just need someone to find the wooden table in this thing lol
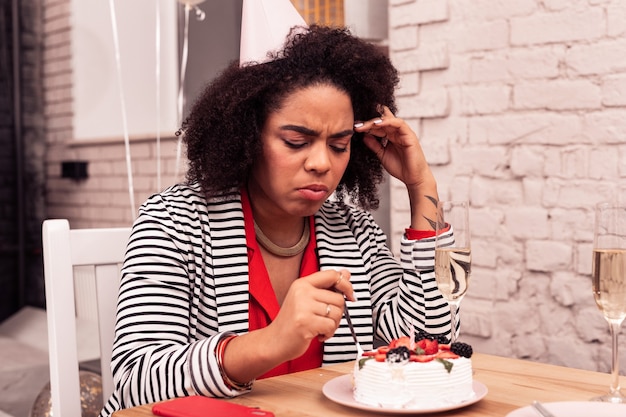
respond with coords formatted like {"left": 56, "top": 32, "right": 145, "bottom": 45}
{"left": 113, "top": 353, "right": 622, "bottom": 416}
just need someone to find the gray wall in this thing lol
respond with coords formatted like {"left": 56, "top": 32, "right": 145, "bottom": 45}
{"left": 181, "top": 0, "right": 243, "bottom": 117}
{"left": 0, "top": 0, "right": 46, "bottom": 321}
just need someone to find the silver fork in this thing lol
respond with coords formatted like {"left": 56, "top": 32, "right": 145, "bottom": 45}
{"left": 532, "top": 401, "right": 556, "bottom": 417}
{"left": 343, "top": 303, "right": 364, "bottom": 359}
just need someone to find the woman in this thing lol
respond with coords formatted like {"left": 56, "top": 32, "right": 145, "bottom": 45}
{"left": 100, "top": 25, "right": 452, "bottom": 416}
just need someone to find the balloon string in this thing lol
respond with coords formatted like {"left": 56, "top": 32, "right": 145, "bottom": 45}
{"left": 174, "top": 5, "right": 191, "bottom": 181}
{"left": 108, "top": 0, "right": 136, "bottom": 219}
{"left": 155, "top": 0, "right": 162, "bottom": 191}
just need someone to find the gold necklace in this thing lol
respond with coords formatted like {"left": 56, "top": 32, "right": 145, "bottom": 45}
{"left": 254, "top": 219, "right": 310, "bottom": 257}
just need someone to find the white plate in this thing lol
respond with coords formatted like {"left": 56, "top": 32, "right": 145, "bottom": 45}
{"left": 322, "top": 374, "right": 487, "bottom": 414}
{"left": 506, "top": 401, "right": 626, "bottom": 417}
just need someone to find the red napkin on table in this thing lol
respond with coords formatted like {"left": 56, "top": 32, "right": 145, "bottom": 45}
{"left": 152, "top": 396, "right": 274, "bottom": 417}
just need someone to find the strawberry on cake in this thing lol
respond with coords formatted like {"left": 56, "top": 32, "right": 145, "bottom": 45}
{"left": 353, "top": 333, "right": 474, "bottom": 409}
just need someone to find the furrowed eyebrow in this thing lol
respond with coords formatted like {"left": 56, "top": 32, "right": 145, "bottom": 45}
{"left": 280, "top": 124, "right": 354, "bottom": 138}
{"left": 280, "top": 124, "right": 318, "bottom": 136}
{"left": 331, "top": 129, "right": 356, "bottom": 139}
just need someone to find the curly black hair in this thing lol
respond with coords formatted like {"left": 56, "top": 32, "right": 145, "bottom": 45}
{"left": 182, "top": 25, "right": 399, "bottom": 210}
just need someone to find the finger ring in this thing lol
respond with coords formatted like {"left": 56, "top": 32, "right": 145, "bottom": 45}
{"left": 334, "top": 272, "right": 344, "bottom": 286}
{"left": 325, "top": 304, "right": 331, "bottom": 316}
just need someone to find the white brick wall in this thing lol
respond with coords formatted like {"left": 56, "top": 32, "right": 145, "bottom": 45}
{"left": 389, "top": 0, "right": 626, "bottom": 373}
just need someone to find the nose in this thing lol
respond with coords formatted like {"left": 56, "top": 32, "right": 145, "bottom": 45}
{"left": 304, "top": 141, "right": 331, "bottom": 174}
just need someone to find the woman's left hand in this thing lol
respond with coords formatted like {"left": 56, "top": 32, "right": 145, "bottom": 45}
{"left": 354, "top": 105, "right": 432, "bottom": 189}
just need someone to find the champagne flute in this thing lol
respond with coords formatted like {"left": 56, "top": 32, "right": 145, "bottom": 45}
{"left": 434, "top": 200, "right": 471, "bottom": 344}
{"left": 591, "top": 202, "right": 626, "bottom": 403}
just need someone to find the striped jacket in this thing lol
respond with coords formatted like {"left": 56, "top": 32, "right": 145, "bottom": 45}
{"left": 100, "top": 183, "right": 451, "bottom": 416}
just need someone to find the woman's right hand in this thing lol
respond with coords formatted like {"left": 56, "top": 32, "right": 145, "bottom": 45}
{"left": 271, "top": 268, "right": 354, "bottom": 357}
{"left": 221, "top": 269, "right": 353, "bottom": 384}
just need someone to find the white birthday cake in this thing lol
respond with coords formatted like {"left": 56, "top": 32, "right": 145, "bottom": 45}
{"left": 353, "top": 334, "right": 475, "bottom": 409}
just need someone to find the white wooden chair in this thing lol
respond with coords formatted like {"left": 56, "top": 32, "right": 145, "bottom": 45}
{"left": 42, "top": 219, "right": 131, "bottom": 417}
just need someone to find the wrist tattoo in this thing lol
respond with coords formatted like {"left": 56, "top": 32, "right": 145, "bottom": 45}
{"left": 423, "top": 195, "right": 439, "bottom": 230}
{"left": 423, "top": 216, "right": 437, "bottom": 230}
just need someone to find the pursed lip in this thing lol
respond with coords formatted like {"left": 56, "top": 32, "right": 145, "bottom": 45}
{"left": 300, "top": 184, "right": 329, "bottom": 193}
{"left": 297, "top": 184, "right": 330, "bottom": 200}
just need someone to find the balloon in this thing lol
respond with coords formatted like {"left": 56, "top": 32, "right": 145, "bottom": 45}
{"left": 31, "top": 371, "right": 104, "bottom": 417}
{"left": 177, "top": 0, "right": 206, "bottom": 5}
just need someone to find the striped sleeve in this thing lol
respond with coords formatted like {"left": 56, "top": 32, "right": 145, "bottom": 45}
{"left": 100, "top": 185, "right": 248, "bottom": 417}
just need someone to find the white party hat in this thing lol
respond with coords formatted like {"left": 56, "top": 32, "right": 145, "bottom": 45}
{"left": 240, "top": 0, "right": 308, "bottom": 65}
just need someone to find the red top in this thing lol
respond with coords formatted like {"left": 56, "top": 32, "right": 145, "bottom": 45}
{"left": 241, "top": 190, "right": 323, "bottom": 379}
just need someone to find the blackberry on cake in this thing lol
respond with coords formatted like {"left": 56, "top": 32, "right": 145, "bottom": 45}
{"left": 450, "top": 342, "right": 473, "bottom": 358}
{"left": 415, "top": 330, "right": 450, "bottom": 345}
{"left": 386, "top": 346, "right": 411, "bottom": 364}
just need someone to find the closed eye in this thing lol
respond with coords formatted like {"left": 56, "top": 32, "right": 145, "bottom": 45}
{"left": 330, "top": 143, "right": 349, "bottom": 153}
{"left": 329, "top": 132, "right": 353, "bottom": 153}
{"left": 283, "top": 140, "right": 307, "bottom": 149}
